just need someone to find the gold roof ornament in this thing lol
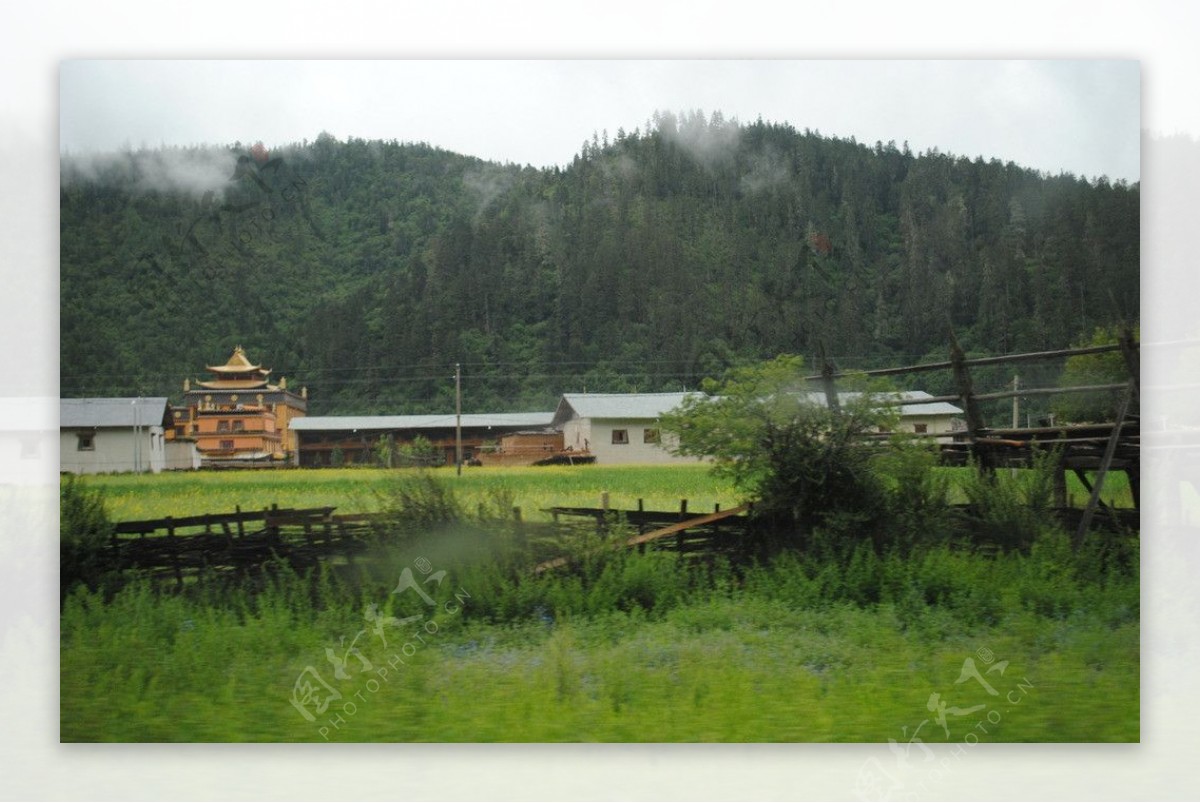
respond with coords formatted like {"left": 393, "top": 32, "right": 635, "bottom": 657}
{"left": 206, "top": 345, "right": 271, "bottom": 376}
{"left": 197, "top": 345, "right": 273, "bottom": 390}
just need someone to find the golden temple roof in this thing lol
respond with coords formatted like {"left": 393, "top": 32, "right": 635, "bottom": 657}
{"left": 206, "top": 346, "right": 271, "bottom": 376}
{"left": 195, "top": 378, "right": 274, "bottom": 391}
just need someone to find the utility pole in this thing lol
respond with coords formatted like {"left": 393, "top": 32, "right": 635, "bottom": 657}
{"left": 132, "top": 397, "right": 141, "bottom": 473}
{"left": 455, "top": 363, "right": 463, "bottom": 476}
{"left": 1010, "top": 375, "right": 1019, "bottom": 479}
{"left": 1012, "top": 375, "right": 1019, "bottom": 429}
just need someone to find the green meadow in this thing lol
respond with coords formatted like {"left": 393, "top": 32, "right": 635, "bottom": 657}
{"left": 61, "top": 465, "right": 1139, "bottom": 743}
{"left": 78, "top": 462, "right": 1133, "bottom": 523}
{"left": 83, "top": 464, "right": 740, "bottom": 523}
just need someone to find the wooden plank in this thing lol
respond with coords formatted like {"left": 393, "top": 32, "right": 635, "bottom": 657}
{"left": 625, "top": 504, "right": 748, "bottom": 547}
{"left": 949, "top": 332, "right": 986, "bottom": 438}
{"left": 1075, "top": 379, "right": 1136, "bottom": 547}
{"left": 534, "top": 504, "right": 749, "bottom": 573}
{"left": 1072, "top": 469, "right": 1111, "bottom": 511}
{"left": 803, "top": 342, "right": 1128, "bottom": 382}
{"left": 113, "top": 506, "right": 315, "bottom": 535}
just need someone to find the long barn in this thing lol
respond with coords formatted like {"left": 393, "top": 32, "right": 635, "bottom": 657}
{"left": 289, "top": 412, "right": 555, "bottom": 467}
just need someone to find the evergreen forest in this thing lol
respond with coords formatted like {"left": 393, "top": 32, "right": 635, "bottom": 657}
{"left": 60, "top": 111, "right": 1139, "bottom": 415}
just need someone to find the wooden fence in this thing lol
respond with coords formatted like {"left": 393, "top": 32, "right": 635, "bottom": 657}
{"left": 110, "top": 504, "right": 387, "bottom": 586}
{"left": 810, "top": 328, "right": 1140, "bottom": 545}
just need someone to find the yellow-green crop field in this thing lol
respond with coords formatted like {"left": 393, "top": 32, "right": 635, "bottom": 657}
{"left": 79, "top": 464, "right": 742, "bottom": 522}
{"left": 77, "top": 462, "right": 1132, "bottom": 524}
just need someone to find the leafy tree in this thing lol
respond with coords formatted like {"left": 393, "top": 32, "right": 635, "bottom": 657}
{"left": 396, "top": 435, "right": 439, "bottom": 467}
{"left": 374, "top": 434, "right": 395, "bottom": 468}
{"left": 660, "top": 355, "right": 897, "bottom": 538}
{"left": 1052, "top": 325, "right": 1139, "bottom": 423}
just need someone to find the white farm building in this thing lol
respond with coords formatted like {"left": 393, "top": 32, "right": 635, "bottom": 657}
{"left": 552, "top": 392, "right": 701, "bottom": 465}
{"left": 60, "top": 398, "right": 200, "bottom": 474}
{"left": 550, "top": 390, "right": 964, "bottom": 465}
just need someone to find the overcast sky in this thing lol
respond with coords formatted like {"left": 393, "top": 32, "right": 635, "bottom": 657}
{"left": 60, "top": 59, "right": 1141, "bottom": 183}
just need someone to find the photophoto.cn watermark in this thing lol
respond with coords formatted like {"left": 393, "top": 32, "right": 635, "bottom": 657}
{"left": 853, "top": 646, "right": 1035, "bottom": 802}
{"left": 288, "top": 555, "right": 471, "bottom": 740}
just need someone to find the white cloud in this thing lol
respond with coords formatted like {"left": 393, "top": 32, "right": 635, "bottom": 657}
{"left": 59, "top": 59, "right": 1142, "bottom": 182}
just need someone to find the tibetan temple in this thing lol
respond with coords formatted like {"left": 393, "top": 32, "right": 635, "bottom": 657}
{"left": 170, "top": 346, "right": 307, "bottom": 466}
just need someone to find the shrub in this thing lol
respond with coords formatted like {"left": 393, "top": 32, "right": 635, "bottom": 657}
{"left": 375, "top": 470, "right": 463, "bottom": 537}
{"left": 959, "top": 447, "right": 1060, "bottom": 551}
{"left": 60, "top": 474, "right": 116, "bottom": 599}
{"left": 872, "top": 436, "right": 954, "bottom": 553}
{"left": 660, "top": 355, "right": 893, "bottom": 545}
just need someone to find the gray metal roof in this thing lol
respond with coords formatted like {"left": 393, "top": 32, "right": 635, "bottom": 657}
{"left": 60, "top": 398, "right": 171, "bottom": 429}
{"left": 289, "top": 412, "right": 555, "bottom": 432}
{"left": 553, "top": 393, "right": 697, "bottom": 425}
{"left": 798, "top": 390, "right": 963, "bottom": 416}
{"left": 288, "top": 389, "right": 959, "bottom": 436}
{"left": 552, "top": 390, "right": 961, "bottom": 426}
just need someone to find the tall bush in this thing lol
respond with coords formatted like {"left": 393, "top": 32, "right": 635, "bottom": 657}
{"left": 375, "top": 470, "right": 463, "bottom": 537}
{"left": 959, "top": 447, "right": 1060, "bottom": 551}
{"left": 660, "top": 355, "right": 894, "bottom": 542}
{"left": 60, "top": 474, "right": 115, "bottom": 599}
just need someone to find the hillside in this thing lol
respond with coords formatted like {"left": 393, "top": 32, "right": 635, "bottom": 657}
{"left": 60, "top": 112, "right": 1140, "bottom": 415}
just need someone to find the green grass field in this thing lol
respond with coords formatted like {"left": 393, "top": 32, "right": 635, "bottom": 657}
{"left": 81, "top": 464, "right": 740, "bottom": 523}
{"left": 79, "top": 462, "right": 1133, "bottom": 524}
{"left": 61, "top": 464, "right": 1139, "bottom": 743}
{"left": 60, "top": 585, "right": 1137, "bottom": 742}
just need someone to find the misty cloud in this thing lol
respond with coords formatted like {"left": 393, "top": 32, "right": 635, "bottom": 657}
{"left": 739, "top": 147, "right": 793, "bottom": 194}
{"left": 462, "top": 164, "right": 518, "bottom": 215}
{"left": 61, "top": 146, "right": 239, "bottom": 198}
{"left": 655, "top": 110, "right": 742, "bottom": 169}
{"left": 600, "top": 152, "right": 639, "bottom": 182}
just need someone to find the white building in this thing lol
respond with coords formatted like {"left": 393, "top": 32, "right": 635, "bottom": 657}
{"left": 551, "top": 390, "right": 965, "bottom": 465}
{"left": 551, "top": 393, "right": 701, "bottom": 465}
{"left": 801, "top": 391, "right": 966, "bottom": 441}
{"left": 60, "top": 398, "right": 198, "bottom": 474}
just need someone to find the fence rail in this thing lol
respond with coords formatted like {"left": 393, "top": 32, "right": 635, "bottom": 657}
{"left": 808, "top": 328, "right": 1140, "bottom": 545}
{"left": 108, "top": 504, "right": 389, "bottom": 587}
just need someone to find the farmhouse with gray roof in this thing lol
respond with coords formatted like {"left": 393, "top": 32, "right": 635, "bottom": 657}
{"left": 60, "top": 397, "right": 199, "bottom": 474}
{"left": 552, "top": 392, "right": 701, "bottom": 465}
{"left": 551, "top": 390, "right": 964, "bottom": 465}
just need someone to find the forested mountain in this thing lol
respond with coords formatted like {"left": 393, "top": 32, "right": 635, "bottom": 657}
{"left": 60, "top": 112, "right": 1139, "bottom": 415}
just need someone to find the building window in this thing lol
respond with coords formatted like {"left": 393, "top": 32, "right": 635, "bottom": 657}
{"left": 643, "top": 428, "right": 660, "bottom": 444}
{"left": 913, "top": 423, "right": 928, "bottom": 434}
{"left": 76, "top": 432, "right": 95, "bottom": 451}
{"left": 611, "top": 429, "right": 629, "bottom": 445}
{"left": 220, "top": 440, "right": 234, "bottom": 450}
{"left": 232, "top": 420, "right": 245, "bottom": 432}
{"left": 217, "top": 420, "right": 230, "bottom": 433}
{"left": 174, "top": 426, "right": 184, "bottom": 438}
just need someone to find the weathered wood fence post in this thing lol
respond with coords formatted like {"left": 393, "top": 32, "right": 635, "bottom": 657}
{"left": 820, "top": 344, "right": 840, "bottom": 414}
{"left": 1075, "top": 379, "right": 1137, "bottom": 547}
{"left": 949, "top": 330, "right": 989, "bottom": 473}
{"left": 166, "top": 516, "right": 183, "bottom": 590}
{"left": 513, "top": 506, "right": 528, "bottom": 553}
